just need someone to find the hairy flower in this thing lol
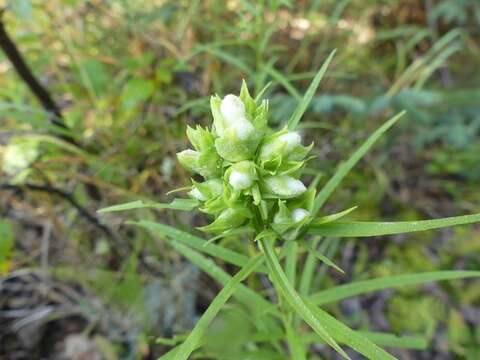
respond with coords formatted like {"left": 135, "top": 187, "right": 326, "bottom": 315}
{"left": 176, "top": 82, "right": 312, "bottom": 234}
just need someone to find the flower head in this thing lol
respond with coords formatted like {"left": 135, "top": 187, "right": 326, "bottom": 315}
{"left": 176, "top": 81, "right": 313, "bottom": 234}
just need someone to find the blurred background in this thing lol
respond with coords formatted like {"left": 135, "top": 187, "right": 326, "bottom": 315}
{"left": 0, "top": 0, "right": 479, "bottom": 359}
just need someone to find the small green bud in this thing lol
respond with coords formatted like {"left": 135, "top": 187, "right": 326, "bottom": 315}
{"left": 263, "top": 175, "right": 307, "bottom": 199}
{"left": 186, "top": 126, "right": 216, "bottom": 152}
{"left": 177, "top": 149, "right": 200, "bottom": 171}
{"left": 189, "top": 179, "right": 223, "bottom": 201}
{"left": 273, "top": 201, "right": 291, "bottom": 224}
{"left": 200, "top": 207, "right": 248, "bottom": 233}
{"left": 176, "top": 149, "right": 221, "bottom": 178}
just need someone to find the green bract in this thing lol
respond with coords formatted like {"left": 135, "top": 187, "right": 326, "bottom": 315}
{"left": 177, "top": 82, "right": 312, "bottom": 234}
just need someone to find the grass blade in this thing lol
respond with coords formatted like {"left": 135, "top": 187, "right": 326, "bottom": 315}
{"left": 312, "top": 111, "right": 405, "bottom": 215}
{"left": 252, "top": 330, "right": 426, "bottom": 350}
{"left": 98, "top": 199, "right": 198, "bottom": 213}
{"left": 258, "top": 237, "right": 350, "bottom": 359}
{"left": 359, "top": 332, "right": 427, "bottom": 350}
{"left": 299, "top": 237, "right": 322, "bottom": 296}
{"left": 308, "top": 213, "right": 480, "bottom": 237}
{"left": 306, "top": 245, "right": 344, "bottom": 274}
{"left": 310, "top": 271, "right": 480, "bottom": 305}
{"left": 132, "top": 220, "right": 267, "bottom": 273}
{"left": 309, "top": 305, "right": 397, "bottom": 359}
{"left": 287, "top": 49, "right": 336, "bottom": 130}
{"left": 172, "top": 255, "right": 263, "bottom": 360}
{"left": 313, "top": 206, "right": 358, "bottom": 225}
{"left": 165, "top": 239, "right": 275, "bottom": 316}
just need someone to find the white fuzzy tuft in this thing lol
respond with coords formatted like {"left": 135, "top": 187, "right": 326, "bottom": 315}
{"left": 278, "top": 132, "right": 301, "bottom": 152}
{"left": 265, "top": 175, "right": 307, "bottom": 198}
{"left": 229, "top": 170, "right": 252, "bottom": 190}
{"left": 231, "top": 119, "right": 255, "bottom": 140}
{"left": 189, "top": 188, "right": 207, "bottom": 201}
{"left": 180, "top": 149, "right": 200, "bottom": 158}
{"left": 292, "top": 208, "right": 310, "bottom": 222}
{"left": 220, "top": 94, "right": 246, "bottom": 124}
{"left": 285, "top": 177, "right": 307, "bottom": 196}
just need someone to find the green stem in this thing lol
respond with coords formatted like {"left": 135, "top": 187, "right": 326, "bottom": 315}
{"left": 258, "top": 237, "right": 350, "bottom": 359}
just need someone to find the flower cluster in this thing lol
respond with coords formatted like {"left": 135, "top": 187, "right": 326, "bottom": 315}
{"left": 177, "top": 82, "right": 314, "bottom": 235}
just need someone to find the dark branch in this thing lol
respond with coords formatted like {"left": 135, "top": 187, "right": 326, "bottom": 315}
{"left": 0, "top": 11, "right": 77, "bottom": 145}
{"left": 0, "top": 182, "right": 120, "bottom": 247}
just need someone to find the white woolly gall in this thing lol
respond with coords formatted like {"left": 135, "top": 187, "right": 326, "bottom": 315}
{"left": 229, "top": 170, "right": 253, "bottom": 190}
{"left": 230, "top": 119, "right": 255, "bottom": 140}
{"left": 220, "top": 94, "right": 246, "bottom": 124}
{"left": 189, "top": 188, "right": 207, "bottom": 201}
{"left": 292, "top": 208, "right": 310, "bottom": 222}
{"left": 265, "top": 175, "right": 307, "bottom": 198}
{"left": 179, "top": 149, "right": 200, "bottom": 159}
{"left": 278, "top": 132, "right": 301, "bottom": 152}
{"left": 285, "top": 177, "right": 307, "bottom": 195}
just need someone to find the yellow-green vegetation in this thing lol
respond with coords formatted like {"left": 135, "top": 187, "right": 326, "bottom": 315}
{"left": 1, "top": 0, "right": 480, "bottom": 359}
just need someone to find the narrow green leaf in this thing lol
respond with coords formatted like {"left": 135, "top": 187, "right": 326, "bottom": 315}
{"left": 265, "top": 64, "right": 302, "bottom": 100}
{"left": 310, "top": 271, "right": 480, "bottom": 305}
{"left": 173, "top": 255, "right": 263, "bottom": 360}
{"left": 252, "top": 330, "right": 426, "bottom": 350}
{"left": 160, "top": 239, "right": 276, "bottom": 317}
{"left": 287, "top": 49, "right": 337, "bottom": 130}
{"left": 312, "top": 111, "right": 406, "bottom": 215}
{"left": 97, "top": 198, "right": 198, "bottom": 213}
{"left": 285, "top": 318, "right": 307, "bottom": 360}
{"left": 285, "top": 240, "right": 299, "bottom": 287}
{"left": 299, "top": 240, "right": 344, "bottom": 274}
{"left": 259, "top": 237, "right": 350, "bottom": 359}
{"left": 299, "top": 237, "right": 322, "bottom": 296}
{"left": 131, "top": 220, "right": 267, "bottom": 273}
{"left": 313, "top": 206, "right": 358, "bottom": 225}
{"left": 359, "top": 332, "right": 427, "bottom": 350}
{"left": 254, "top": 81, "right": 272, "bottom": 103}
{"left": 0, "top": 219, "right": 14, "bottom": 265}
{"left": 308, "top": 213, "right": 480, "bottom": 237}
{"left": 308, "top": 304, "right": 397, "bottom": 359}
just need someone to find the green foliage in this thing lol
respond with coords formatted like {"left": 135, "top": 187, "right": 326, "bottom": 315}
{"left": 102, "top": 67, "right": 480, "bottom": 359}
{"left": 2, "top": 1, "right": 480, "bottom": 359}
{"left": 0, "top": 219, "right": 14, "bottom": 274}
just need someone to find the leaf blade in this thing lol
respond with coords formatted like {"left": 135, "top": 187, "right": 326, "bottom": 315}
{"left": 310, "top": 271, "right": 480, "bottom": 305}
{"left": 172, "top": 255, "right": 263, "bottom": 360}
{"left": 131, "top": 220, "right": 267, "bottom": 273}
{"left": 287, "top": 49, "right": 336, "bottom": 130}
{"left": 308, "top": 213, "right": 480, "bottom": 237}
{"left": 97, "top": 198, "right": 198, "bottom": 213}
{"left": 312, "top": 111, "right": 406, "bottom": 215}
{"left": 259, "top": 237, "right": 350, "bottom": 359}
